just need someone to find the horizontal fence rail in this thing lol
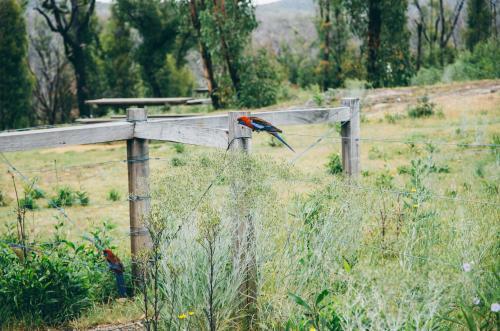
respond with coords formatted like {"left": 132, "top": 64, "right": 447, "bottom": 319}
{"left": 0, "top": 107, "right": 350, "bottom": 152}
{"left": 0, "top": 122, "right": 134, "bottom": 152}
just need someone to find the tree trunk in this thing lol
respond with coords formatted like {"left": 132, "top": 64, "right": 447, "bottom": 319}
{"left": 321, "top": 0, "right": 331, "bottom": 91}
{"left": 417, "top": 22, "right": 423, "bottom": 71}
{"left": 367, "top": 0, "right": 382, "bottom": 87}
{"left": 70, "top": 47, "right": 91, "bottom": 117}
{"left": 190, "top": 0, "right": 222, "bottom": 108}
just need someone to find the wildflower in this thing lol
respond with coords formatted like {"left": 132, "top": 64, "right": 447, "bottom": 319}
{"left": 188, "top": 311, "right": 194, "bottom": 316}
{"left": 309, "top": 327, "right": 317, "bottom": 331}
{"left": 462, "top": 262, "right": 472, "bottom": 272}
{"left": 473, "top": 297, "right": 481, "bottom": 305}
{"left": 491, "top": 303, "right": 500, "bottom": 313}
{"left": 411, "top": 188, "right": 417, "bottom": 193}
{"left": 413, "top": 204, "right": 418, "bottom": 208}
{"left": 178, "top": 313, "right": 187, "bottom": 320}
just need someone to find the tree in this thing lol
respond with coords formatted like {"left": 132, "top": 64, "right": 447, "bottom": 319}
{"left": 100, "top": 6, "right": 141, "bottom": 99}
{"left": 466, "top": 0, "right": 492, "bottom": 50}
{"left": 31, "top": 20, "right": 74, "bottom": 125}
{"left": 315, "top": 0, "right": 348, "bottom": 90}
{"left": 35, "top": 0, "right": 101, "bottom": 118}
{"left": 0, "top": 0, "right": 33, "bottom": 130}
{"left": 198, "top": 0, "right": 257, "bottom": 103}
{"left": 187, "top": 0, "right": 221, "bottom": 108}
{"left": 412, "top": 0, "right": 466, "bottom": 67}
{"left": 115, "top": 0, "right": 191, "bottom": 97}
{"left": 346, "top": 0, "right": 413, "bottom": 87}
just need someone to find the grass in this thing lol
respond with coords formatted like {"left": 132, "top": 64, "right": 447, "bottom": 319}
{"left": 0, "top": 80, "right": 498, "bottom": 329}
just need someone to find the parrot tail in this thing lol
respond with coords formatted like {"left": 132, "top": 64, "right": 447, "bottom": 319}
{"left": 270, "top": 132, "right": 295, "bottom": 152}
{"left": 115, "top": 272, "right": 127, "bottom": 298}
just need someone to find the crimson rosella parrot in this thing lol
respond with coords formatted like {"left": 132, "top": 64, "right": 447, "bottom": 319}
{"left": 103, "top": 249, "right": 127, "bottom": 297}
{"left": 237, "top": 116, "right": 295, "bottom": 152}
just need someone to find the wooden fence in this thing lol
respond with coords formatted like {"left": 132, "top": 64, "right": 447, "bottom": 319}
{"left": 0, "top": 97, "right": 360, "bottom": 320}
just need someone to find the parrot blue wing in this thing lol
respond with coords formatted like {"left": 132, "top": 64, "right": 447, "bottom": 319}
{"left": 270, "top": 132, "right": 295, "bottom": 152}
{"left": 250, "top": 117, "right": 282, "bottom": 133}
{"left": 115, "top": 272, "right": 127, "bottom": 297}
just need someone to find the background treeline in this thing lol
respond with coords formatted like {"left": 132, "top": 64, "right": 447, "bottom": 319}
{"left": 0, "top": 0, "right": 498, "bottom": 129}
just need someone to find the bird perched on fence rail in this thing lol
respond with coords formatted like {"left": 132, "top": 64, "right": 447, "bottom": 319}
{"left": 103, "top": 249, "right": 127, "bottom": 298}
{"left": 237, "top": 116, "right": 295, "bottom": 152}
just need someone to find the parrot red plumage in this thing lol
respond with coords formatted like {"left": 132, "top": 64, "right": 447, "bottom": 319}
{"left": 103, "top": 249, "right": 127, "bottom": 297}
{"left": 237, "top": 116, "right": 295, "bottom": 152}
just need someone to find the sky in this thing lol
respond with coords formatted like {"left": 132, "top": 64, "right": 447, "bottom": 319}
{"left": 98, "top": 0, "right": 282, "bottom": 4}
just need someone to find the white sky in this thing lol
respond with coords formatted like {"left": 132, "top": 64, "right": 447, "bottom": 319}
{"left": 98, "top": 0, "right": 282, "bottom": 4}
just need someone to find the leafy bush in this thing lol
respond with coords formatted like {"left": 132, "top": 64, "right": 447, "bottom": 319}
{"left": 107, "top": 189, "right": 121, "bottom": 202}
{"left": 326, "top": 153, "right": 343, "bottom": 175}
{"left": 157, "top": 54, "right": 194, "bottom": 97}
{"left": 0, "top": 224, "right": 117, "bottom": 326}
{"left": 76, "top": 191, "right": 89, "bottom": 206}
{"left": 238, "top": 49, "right": 281, "bottom": 108}
{"left": 443, "top": 39, "right": 500, "bottom": 82}
{"left": 19, "top": 195, "right": 38, "bottom": 210}
{"left": 407, "top": 96, "right": 436, "bottom": 118}
{"left": 48, "top": 187, "right": 89, "bottom": 207}
{"left": 173, "top": 143, "right": 185, "bottom": 154}
{"left": 411, "top": 67, "right": 443, "bottom": 86}
{"left": 27, "top": 186, "right": 45, "bottom": 200}
{"left": 171, "top": 157, "right": 186, "bottom": 167}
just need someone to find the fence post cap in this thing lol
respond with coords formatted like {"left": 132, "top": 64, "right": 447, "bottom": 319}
{"left": 127, "top": 108, "right": 147, "bottom": 122}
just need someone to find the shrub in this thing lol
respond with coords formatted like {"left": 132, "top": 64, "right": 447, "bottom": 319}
{"left": 157, "top": 54, "right": 194, "bottom": 97}
{"left": 76, "top": 191, "right": 89, "bottom": 206}
{"left": 19, "top": 195, "right": 38, "bottom": 210}
{"left": 443, "top": 39, "right": 500, "bottom": 82}
{"left": 107, "top": 189, "right": 121, "bottom": 202}
{"left": 411, "top": 67, "right": 443, "bottom": 86}
{"left": 173, "top": 143, "right": 186, "bottom": 154}
{"left": 171, "top": 157, "right": 186, "bottom": 167}
{"left": 49, "top": 187, "right": 89, "bottom": 207}
{"left": 385, "top": 112, "right": 405, "bottom": 124}
{"left": 238, "top": 49, "right": 282, "bottom": 108}
{"left": 407, "top": 96, "right": 436, "bottom": 118}
{"left": 326, "top": 153, "right": 343, "bottom": 175}
{"left": 27, "top": 186, "right": 45, "bottom": 200}
{"left": 0, "top": 243, "right": 115, "bottom": 327}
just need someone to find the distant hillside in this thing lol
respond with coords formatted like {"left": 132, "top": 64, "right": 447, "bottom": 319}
{"left": 254, "top": 0, "right": 316, "bottom": 50}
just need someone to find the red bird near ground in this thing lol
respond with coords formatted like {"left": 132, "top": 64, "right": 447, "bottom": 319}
{"left": 103, "top": 249, "right": 126, "bottom": 297}
{"left": 237, "top": 116, "right": 295, "bottom": 152}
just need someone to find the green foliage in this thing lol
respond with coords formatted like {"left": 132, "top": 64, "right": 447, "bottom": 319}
{"left": 407, "top": 96, "right": 436, "bottom": 118}
{"left": 27, "top": 186, "right": 45, "bottom": 200}
{"left": 384, "top": 112, "right": 405, "bottom": 124}
{"left": 157, "top": 54, "right": 194, "bottom": 97}
{"left": 287, "top": 290, "right": 343, "bottom": 330}
{"left": 0, "top": 0, "right": 33, "bottom": 130}
{"left": 173, "top": 143, "right": 186, "bottom": 154}
{"left": 19, "top": 195, "right": 38, "bottom": 210}
{"left": 326, "top": 153, "right": 343, "bottom": 175}
{"left": 48, "top": 187, "right": 89, "bottom": 208}
{"left": 100, "top": 7, "right": 141, "bottom": 99}
{"left": 315, "top": 0, "right": 349, "bottom": 90}
{"left": 237, "top": 49, "right": 281, "bottom": 108}
{"left": 107, "top": 189, "right": 121, "bottom": 202}
{"left": 375, "top": 169, "right": 394, "bottom": 189}
{"left": 465, "top": 0, "right": 492, "bottom": 51}
{"left": 171, "top": 157, "right": 187, "bottom": 167}
{"left": 0, "top": 223, "right": 116, "bottom": 326}
{"left": 444, "top": 39, "right": 500, "bottom": 81}
{"left": 115, "top": 0, "right": 188, "bottom": 97}
{"left": 411, "top": 67, "right": 443, "bottom": 86}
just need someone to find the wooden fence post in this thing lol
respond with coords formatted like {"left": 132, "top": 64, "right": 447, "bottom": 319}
{"left": 126, "top": 108, "right": 152, "bottom": 288}
{"left": 228, "top": 111, "right": 257, "bottom": 328}
{"left": 341, "top": 98, "right": 361, "bottom": 177}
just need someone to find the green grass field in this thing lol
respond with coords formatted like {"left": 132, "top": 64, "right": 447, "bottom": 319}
{"left": 0, "top": 80, "right": 499, "bottom": 329}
